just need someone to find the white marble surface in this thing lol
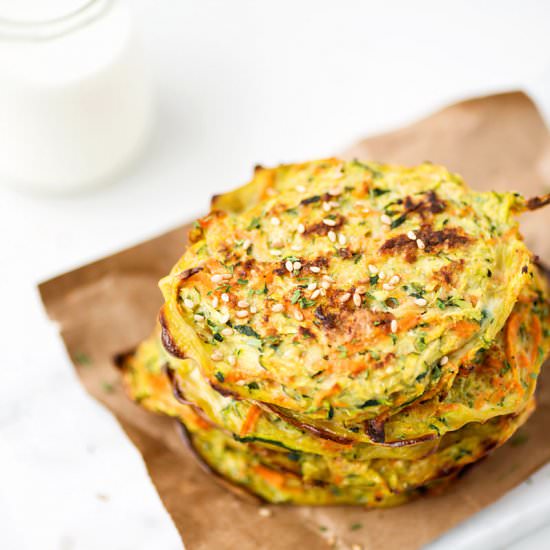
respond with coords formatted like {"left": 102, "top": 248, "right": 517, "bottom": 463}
{"left": 2, "top": 1, "right": 550, "bottom": 548}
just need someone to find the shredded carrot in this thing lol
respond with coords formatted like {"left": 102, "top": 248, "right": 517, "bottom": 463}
{"left": 505, "top": 312, "right": 521, "bottom": 362}
{"left": 530, "top": 315, "right": 542, "bottom": 365}
{"left": 254, "top": 465, "right": 286, "bottom": 488}
{"left": 240, "top": 404, "right": 261, "bottom": 436}
{"left": 452, "top": 320, "right": 478, "bottom": 340}
{"left": 399, "top": 312, "right": 421, "bottom": 332}
{"left": 312, "top": 384, "right": 341, "bottom": 407}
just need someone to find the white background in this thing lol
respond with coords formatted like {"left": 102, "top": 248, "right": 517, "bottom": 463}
{"left": 1, "top": 1, "right": 550, "bottom": 549}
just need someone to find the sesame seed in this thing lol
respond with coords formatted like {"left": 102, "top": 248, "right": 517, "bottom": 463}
{"left": 211, "top": 274, "right": 224, "bottom": 283}
{"left": 440, "top": 355, "right": 449, "bottom": 366}
{"left": 293, "top": 261, "right": 302, "bottom": 271}
{"left": 291, "top": 244, "right": 302, "bottom": 251}
{"left": 296, "top": 185, "right": 306, "bottom": 193}
{"left": 212, "top": 296, "right": 219, "bottom": 308}
{"left": 211, "top": 351, "right": 223, "bottom": 361}
{"left": 270, "top": 217, "right": 280, "bottom": 226}
{"left": 307, "top": 282, "right": 317, "bottom": 291}
{"left": 219, "top": 313, "right": 230, "bottom": 324}
{"left": 221, "top": 327, "right": 233, "bottom": 337}
{"left": 380, "top": 214, "right": 392, "bottom": 225}
{"left": 338, "top": 234, "right": 347, "bottom": 246}
{"left": 221, "top": 293, "right": 229, "bottom": 303}
{"left": 221, "top": 273, "right": 232, "bottom": 280}
{"left": 368, "top": 264, "right": 378, "bottom": 275}
{"left": 183, "top": 298, "right": 194, "bottom": 309}
{"left": 323, "top": 218, "right": 337, "bottom": 226}
{"left": 271, "top": 303, "right": 284, "bottom": 312}
{"left": 297, "top": 223, "right": 305, "bottom": 234}
{"left": 416, "top": 238, "right": 425, "bottom": 249}
{"left": 328, "top": 187, "right": 342, "bottom": 196}
{"left": 382, "top": 283, "right": 395, "bottom": 291}
{"left": 322, "top": 274, "right": 333, "bottom": 282}
{"left": 270, "top": 249, "right": 282, "bottom": 256}
{"left": 339, "top": 292, "right": 351, "bottom": 303}
{"left": 310, "top": 266, "right": 321, "bottom": 273}
{"left": 311, "top": 289, "right": 321, "bottom": 299}
{"left": 355, "top": 285, "right": 367, "bottom": 295}
{"left": 378, "top": 271, "right": 386, "bottom": 280}
{"left": 194, "top": 314, "right": 204, "bottom": 321}
{"left": 249, "top": 305, "right": 257, "bottom": 313}
{"left": 237, "top": 300, "right": 249, "bottom": 308}
{"left": 294, "top": 310, "right": 304, "bottom": 321}
{"left": 414, "top": 298, "right": 428, "bottom": 306}
{"left": 258, "top": 507, "right": 272, "bottom": 517}
{"left": 242, "top": 239, "right": 251, "bottom": 249}
{"left": 389, "top": 275, "right": 401, "bottom": 285}
{"left": 353, "top": 293, "right": 362, "bottom": 307}
{"left": 227, "top": 355, "right": 236, "bottom": 366}
{"left": 320, "top": 281, "right": 330, "bottom": 289}
{"left": 391, "top": 319, "right": 398, "bottom": 333}
{"left": 407, "top": 231, "right": 416, "bottom": 240}
{"left": 322, "top": 202, "right": 331, "bottom": 212}
{"left": 285, "top": 260, "right": 293, "bottom": 273}
{"left": 236, "top": 310, "right": 248, "bottom": 318}
{"left": 328, "top": 230, "right": 336, "bottom": 242}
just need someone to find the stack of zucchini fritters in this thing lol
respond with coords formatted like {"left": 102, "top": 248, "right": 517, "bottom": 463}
{"left": 122, "top": 160, "right": 550, "bottom": 506}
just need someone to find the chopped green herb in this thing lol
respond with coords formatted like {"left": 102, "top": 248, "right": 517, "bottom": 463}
{"left": 234, "top": 325, "right": 261, "bottom": 339}
{"left": 215, "top": 371, "right": 225, "bottom": 383}
{"left": 350, "top": 523, "right": 363, "bottom": 531}
{"left": 359, "top": 398, "right": 380, "bottom": 408}
{"left": 247, "top": 217, "right": 261, "bottom": 230}
{"left": 237, "top": 278, "right": 248, "bottom": 285}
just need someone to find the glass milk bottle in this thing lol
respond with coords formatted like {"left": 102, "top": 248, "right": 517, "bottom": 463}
{"left": 0, "top": 0, "right": 153, "bottom": 193}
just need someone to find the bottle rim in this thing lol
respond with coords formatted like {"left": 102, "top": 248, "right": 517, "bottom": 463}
{"left": 0, "top": 0, "right": 113, "bottom": 41}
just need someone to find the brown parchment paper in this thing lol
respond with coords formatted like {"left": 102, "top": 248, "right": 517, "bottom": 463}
{"left": 40, "top": 92, "right": 550, "bottom": 550}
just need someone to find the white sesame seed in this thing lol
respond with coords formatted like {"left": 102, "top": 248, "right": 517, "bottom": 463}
{"left": 219, "top": 313, "right": 230, "bottom": 324}
{"left": 212, "top": 296, "right": 219, "bottom": 308}
{"left": 368, "top": 264, "right": 378, "bottom": 275}
{"left": 221, "top": 327, "right": 233, "bottom": 337}
{"left": 323, "top": 218, "right": 337, "bottom": 227}
{"left": 270, "top": 217, "right": 280, "bottom": 226}
{"left": 389, "top": 275, "right": 401, "bottom": 285}
{"left": 221, "top": 293, "right": 229, "bottom": 303}
{"left": 221, "top": 273, "right": 232, "bottom": 280}
{"left": 211, "top": 274, "right": 224, "bottom": 283}
{"left": 382, "top": 283, "right": 395, "bottom": 291}
{"left": 328, "top": 187, "right": 342, "bottom": 196}
{"left": 297, "top": 223, "right": 305, "bottom": 234}
{"left": 391, "top": 319, "right": 398, "bottom": 333}
{"left": 296, "top": 185, "right": 306, "bottom": 193}
{"left": 227, "top": 355, "right": 236, "bottom": 366}
{"left": 310, "top": 266, "right": 321, "bottom": 273}
{"left": 311, "top": 289, "right": 321, "bottom": 299}
{"left": 249, "top": 305, "right": 257, "bottom": 314}
{"left": 338, "top": 234, "right": 347, "bottom": 246}
{"left": 194, "top": 314, "right": 204, "bottom": 321}
{"left": 407, "top": 231, "right": 416, "bottom": 240}
{"left": 378, "top": 271, "right": 386, "bottom": 280}
{"left": 271, "top": 303, "right": 284, "bottom": 312}
{"left": 236, "top": 310, "right": 249, "bottom": 318}
{"left": 258, "top": 507, "right": 272, "bottom": 517}
{"left": 293, "top": 261, "right": 302, "bottom": 271}
{"left": 285, "top": 260, "right": 293, "bottom": 273}
{"left": 353, "top": 293, "right": 362, "bottom": 307}
{"left": 242, "top": 239, "right": 251, "bottom": 249}
{"left": 416, "top": 238, "right": 425, "bottom": 250}
{"left": 291, "top": 244, "right": 302, "bottom": 251}
{"left": 307, "top": 282, "right": 317, "bottom": 291}
{"left": 328, "top": 230, "right": 336, "bottom": 242}
{"left": 183, "top": 298, "right": 194, "bottom": 309}
{"left": 320, "top": 280, "right": 330, "bottom": 289}
{"left": 339, "top": 292, "right": 351, "bottom": 303}
{"left": 270, "top": 249, "right": 282, "bottom": 256}
{"left": 414, "top": 298, "right": 428, "bottom": 307}
{"left": 294, "top": 310, "right": 304, "bottom": 321}
{"left": 440, "top": 355, "right": 449, "bottom": 366}
{"left": 380, "top": 214, "right": 392, "bottom": 225}
{"left": 237, "top": 300, "right": 249, "bottom": 308}
{"left": 211, "top": 351, "right": 223, "bottom": 361}
{"left": 322, "top": 202, "right": 331, "bottom": 212}
{"left": 356, "top": 285, "right": 367, "bottom": 295}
